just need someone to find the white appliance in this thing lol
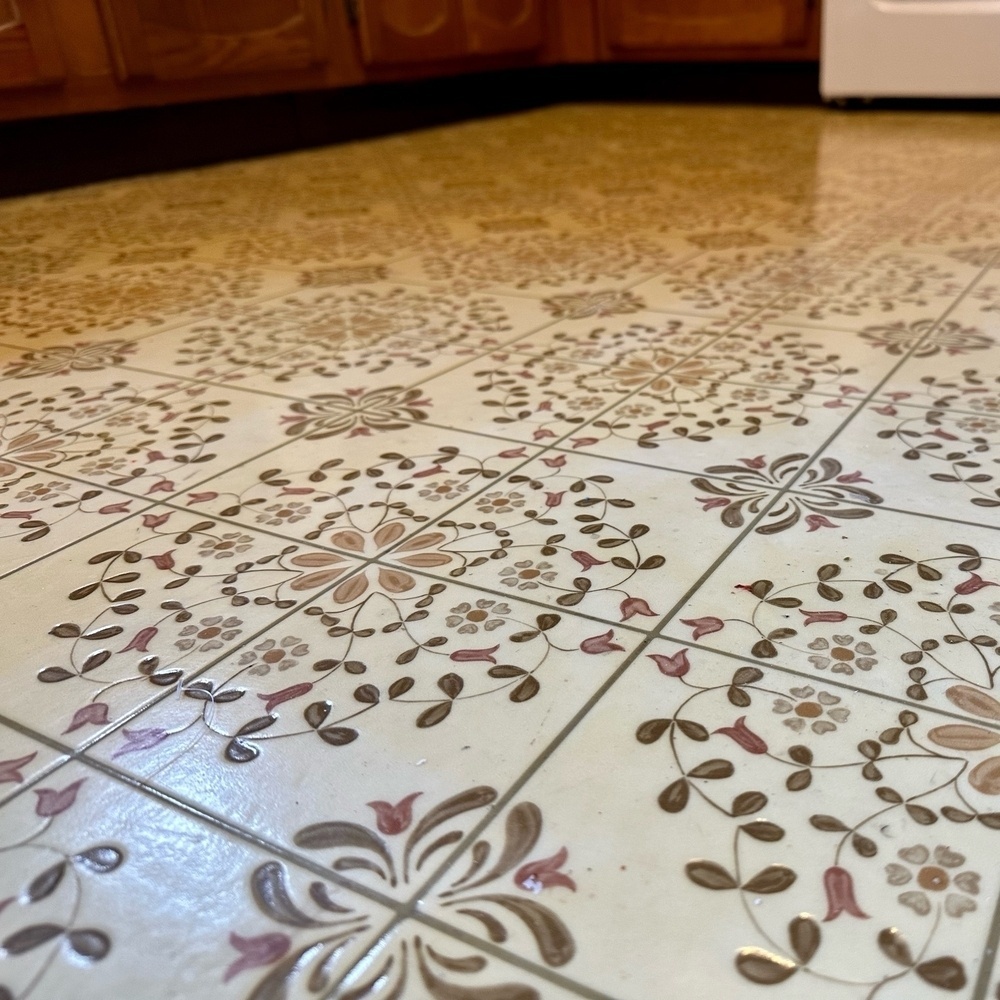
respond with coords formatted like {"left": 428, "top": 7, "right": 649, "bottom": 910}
{"left": 822, "top": 0, "right": 1000, "bottom": 99}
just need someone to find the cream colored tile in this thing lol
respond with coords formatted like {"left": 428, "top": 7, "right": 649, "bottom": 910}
{"left": 668, "top": 507, "right": 1000, "bottom": 721}
{"left": 334, "top": 923, "right": 584, "bottom": 999}
{"left": 0, "top": 763, "right": 392, "bottom": 999}
{"left": 0, "top": 724, "right": 68, "bottom": 806}
{"left": 0, "top": 507, "right": 363, "bottom": 745}
{"left": 84, "top": 586, "right": 640, "bottom": 895}
{"left": 421, "top": 642, "right": 1000, "bottom": 1000}
{"left": 189, "top": 419, "right": 541, "bottom": 552}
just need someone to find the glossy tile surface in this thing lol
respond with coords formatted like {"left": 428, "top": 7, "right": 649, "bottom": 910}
{"left": 3, "top": 103, "right": 1000, "bottom": 999}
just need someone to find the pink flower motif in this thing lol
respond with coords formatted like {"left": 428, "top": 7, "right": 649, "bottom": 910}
{"left": 145, "top": 480, "right": 175, "bottom": 495}
{"left": 955, "top": 573, "right": 997, "bottom": 595}
{"left": 367, "top": 792, "right": 422, "bottom": 835}
{"left": 98, "top": 501, "right": 132, "bottom": 514}
{"left": 34, "top": 778, "right": 86, "bottom": 817}
{"left": 822, "top": 399, "right": 850, "bottom": 409}
{"left": 120, "top": 626, "right": 157, "bottom": 653}
{"left": 62, "top": 703, "right": 110, "bottom": 734}
{"left": 142, "top": 512, "right": 171, "bottom": 528}
{"left": 347, "top": 427, "right": 371, "bottom": 437}
{"left": 931, "top": 428, "right": 959, "bottom": 441}
{"left": 257, "top": 682, "right": 313, "bottom": 714}
{"left": 839, "top": 385, "right": 863, "bottom": 396}
{"left": 537, "top": 400, "right": 553, "bottom": 411}
{"left": 1, "top": 509, "right": 40, "bottom": 519}
{"left": 885, "top": 392, "right": 911, "bottom": 402}
{"left": 413, "top": 464, "right": 445, "bottom": 479}
{"left": 146, "top": 451, "right": 168, "bottom": 462}
{"left": 0, "top": 752, "right": 37, "bottom": 784}
{"left": 112, "top": 728, "right": 169, "bottom": 759}
{"left": 446, "top": 644, "right": 500, "bottom": 664}
{"left": 571, "top": 550, "right": 607, "bottom": 570}
{"left": 805, "top": 514, "right": 838, "bottom": 532}
{"left": 620, "top": 597, "right": 657, "bottom": 621}
{"left": 800, "top": 609, "right": 849, "bottom": 625}
{"left": 571, "top": 437, "right": 599, "bottom": 448}
{"left": 499, "top": 447, "right": 527, "bottom": 458}
{"left": 187, "top": 491, "right": 218, "bottom": 503}
{"left": 149, "top": 550, "right": 175, "bottom": 570}
{"left": 697, "top": 496, "right": 729, "bottom": 510}
{"left": 836, "top": 471, "right": 872, "bottom": 484}
{"left": 515, "top": 847, "right": 577, "bottom": 893}
{"left": 873, "top": 405, "right": 897, "bottom": 416}
{"left": 738, "top": 456, "right": 766, "bottom": 469}
{"left": 823, "top": 866, "right": 869, "bottom": 921}
{"left": 580, "top": 631, "right": 625, "bottom": 654}
{"left": 541, "top": 455, "right": 567, "bottom": 468}
{"left": 223, "top": 932, "right": 291, "bottom": 983}
{"left": 680, "top": 616, "right": 724, "bottom": 639}
{"left": 649, "top": 649, "right": 690, "bottom": 677}
{"left": 545, "top": 491, "right": 565, "bottom": 508}
{"left": 713, "top": 716, "right": 768, "bottom": 754}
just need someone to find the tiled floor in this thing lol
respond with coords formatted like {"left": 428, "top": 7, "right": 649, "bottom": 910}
{"left": 2, "top": 103, "right": 1000, "bottom": 1000}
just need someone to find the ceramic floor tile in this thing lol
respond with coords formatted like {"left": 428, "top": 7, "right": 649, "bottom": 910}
{"left": 0, "top": 723, "right": 68, "bottom": 806}
{"left": 379, "top": 448, "right": 742, "bottom": 630}
{"left": 332, "top": 922, "right": 585, "bottom": 999}
{"left": 188, "top": 419, "right": 542, "bottom": 552}
{"left": 6, "top": 102, "right": 1000, "bottom": 1000}
{"left": 667, "top": 507, "right": 1000, "bottom": 721}
{"left": 805, "top": 401, "right": 1000, "bottom": 527}
{"left": 84, "top": 587, "right": 640, "bottom": 894}
{"left": 0, "top": 762, "right": 393, "bottom": 1000}
{"left": 0, "top": 507, "right": 363, "bottom": 745}
{"left": 419, "top": 641, "right": 1000, "bottom": 1000}
{"left": 0, "top": 262, "right": 301, "bottom": 346}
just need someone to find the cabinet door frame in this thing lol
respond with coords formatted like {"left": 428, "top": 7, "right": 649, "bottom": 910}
{"left": 0, "top": 0, "right": 66, "bottom": 88}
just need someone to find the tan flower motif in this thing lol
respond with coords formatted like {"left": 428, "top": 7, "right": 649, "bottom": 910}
{"left": 956, "top": 414, "right": 1000, "bottom": 435}
{"left": 16, "top": 481, "right": 71, "bottom": 500}
{"left": 79, "top": 457, "right": 128, "bottom": 476}
{"left": 772, "top": 686, "right": 850, "bottom": 734}
{"left": 476, "top": 490, "right": 525, "bottom": 513}
{"left": 238, "top": 636, "right": 310, "bottom": 675}
{"left": 807, "top": 634, "right": 877, "bottom": 675}
{"left": 969, "top": 395, "right": 1000, "bottom": 414}
{"left": 885, "top": 845, "right": 980, "bottom": 918}
{"left": 445, "top": 599, "right": 511, "bottom": 634}
{"left": 499, "top": 559, "right": 556, "bottom": 591}
{"left": 176, "top": 615, "right": 242, "bottom": 652}
{"left": 198, "top": 532, "right": 254, "bottom": 560}
{"left": 417, "top": 479, "right": 469, "bottom": 502}
{"left": 256, "top": 502, "right": 311, "bottom": 526}
{"left": 599, "top": 350, "right": 681, "bottom": 392}
{"left": 928, "top": 685, "right": 1000, "bottom": 794}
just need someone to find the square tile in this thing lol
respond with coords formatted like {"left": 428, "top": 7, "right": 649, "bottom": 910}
{"left": 0, "top": 763, "right": 392, "bottom": 999}
{"left": 0, "top": 508, "right": 363, "bottom": 744}
{"left": 420, "top": 642, "right": 1000, "bottom": 1000}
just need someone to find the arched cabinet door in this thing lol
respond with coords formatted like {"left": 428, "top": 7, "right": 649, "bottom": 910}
{"left": 355, "top": 0, "right": 467, "bottom": 65}
{"left": 0, "top": 0, "right": 65, "bottom": 88}
{"left": 461, "top": 0, "right": 542, "bottom": 55}
{"left": 98, "top": 0, "right": 328, "bottom": 81}
{"left": 601, "top": 0, "right": 810, "bottom": 51}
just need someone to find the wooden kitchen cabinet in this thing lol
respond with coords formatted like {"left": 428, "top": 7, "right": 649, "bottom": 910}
{"left": 0, "top": 0, "right": 65, "bottom": 88}
{"left": 97, "top": 0, "right": 329, "bottom": 80}
{"left": 598, "top": 0, "right": 817, "bottom": 58}
{"left": 356, "top": 0, "right": 543, "bottom": 67}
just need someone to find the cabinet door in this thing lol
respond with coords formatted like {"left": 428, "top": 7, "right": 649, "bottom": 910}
{"left": 356, "top": 0, "right": 467, "bottom": 65}
{"left": 461, "top": 0, "right": 542, "bottom": 55}
{"left": 0, "top": 0, "right": 65, "bottom": 88}
{"left": 99, "top": 0, "right": 328, "bottom": 81}
{"left": 603, "top": 0, "right": 809, "bottom": 51}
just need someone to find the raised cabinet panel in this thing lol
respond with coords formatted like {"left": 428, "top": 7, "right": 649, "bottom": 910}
{"left": 99, "top": 0, "right": 328, "bottom": 81}
{"left": 603, "top": 0, "right": 809, "bottom": 51}
{"left": 357, "top": 0, "right": 467, "bottom": 65}
{"left": 0, "top": 0, "right": 65, "bottom": 88}
{"left": 462, "top": 0, "right": 542, "bottom": 55}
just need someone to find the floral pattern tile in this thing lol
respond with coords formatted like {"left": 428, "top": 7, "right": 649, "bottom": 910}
{"left": 6, "top": 103, "right": 1000, "bottom": 1000}
{"left": 421, "top": 642, "right": 1000, "bottom": 999}
{"left": 0, "top": 763, "right": 392, "bottom": 1000}
{"left": 0, "top": 508, "right": 363, "bottom": 744}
